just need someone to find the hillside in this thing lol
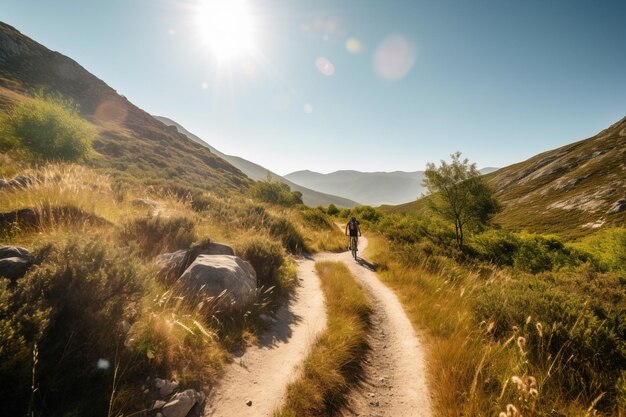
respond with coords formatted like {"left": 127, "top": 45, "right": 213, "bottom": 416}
{"left": 153, "top": 116, "right": 359, "bottom": 208}
{"left": 0, "top": 22, "right": 250, "bottom": 192}
{"left": 286, "top": 168, "right": 498, "bottom": 206}
{"left": 386, "top": 117, "right": 626, "bottom": 237}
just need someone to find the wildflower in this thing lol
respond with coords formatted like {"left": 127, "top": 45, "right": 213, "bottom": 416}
{"left": 526, "top": 315, "right": 532, "bottom": 325}
{"left": 511, "top": 376, "right": 525, "bottom": 390}
{"left": 529, "top": 388, "right": 539, "bottom": 398}
{"left": 512, "top": 325, "right": 519, "bottom": 333}
{"left": 517, "top": 336, "right": 527, "bottom": 354}
{"left": 506, "top": 403, "right": 520, "bottom": 416}
{"left": 487, "top": 321, "right": 495, "bottom": 333}
{"left": 536, "top": 322, "right": 543, "bottom": 337}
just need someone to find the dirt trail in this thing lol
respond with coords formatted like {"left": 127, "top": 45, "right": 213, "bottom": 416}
{"left": 318, "top": 237, "right": 432, "bottom": 417}
{"left": 205, "top": 236, "right": 431, "bottom": 417}
{"left": 204, "top": 257, "right": 326, "bottom": 417}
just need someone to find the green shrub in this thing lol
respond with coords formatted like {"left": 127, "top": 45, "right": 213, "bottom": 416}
{"left": 3, "top": 94, "right": 95, "bottom": 161}
{"left": 250, "top": 180, "right": 303, "bottom": 207}
{"left": 235, "top": 236, "right": 286, "bottom": 290}
{"left": 350, "top": 205, "right": 383, "bottom": 223}
{"left": 301, "top": 207, "right": 335, "bottom": 230}
{"left": 326, "top": 204, "right": 339, "bottom": 216}
{"left": 0, "top": 238, "right": 149, "bottom": 416}
{"left": 120, "top": 215, "right": 196, "bottom": 257}
{"left": 472, "top": 277, "right": 625, "bottom": 409}
{"left": 572, "top": 227, "right": 626, "bottom": 272}
{"left": 513, "top": 234, "right": 590, "bottom": 273}
{"left": 470, "top": 230, "right": 521, "bottom": 266}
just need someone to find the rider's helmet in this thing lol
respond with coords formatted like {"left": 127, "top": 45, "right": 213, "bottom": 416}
{"left": 350, "top": 216, "right": 356, "bottom": 222}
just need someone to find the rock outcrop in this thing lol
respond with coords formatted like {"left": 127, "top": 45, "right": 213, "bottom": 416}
{"left": 175, "top": 255, "right": 256, "bottom": 309}
{"left": 155, "top": 242, "right": 235, "bottom": 283}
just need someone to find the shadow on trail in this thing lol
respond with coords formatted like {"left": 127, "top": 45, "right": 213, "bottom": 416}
{"left": 355, "top": 257, "right": 377, "bottom": 272}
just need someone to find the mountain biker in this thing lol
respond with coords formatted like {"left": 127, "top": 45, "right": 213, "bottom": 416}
{"left": 345, "top": 216, "right": 362, "bottom": 250}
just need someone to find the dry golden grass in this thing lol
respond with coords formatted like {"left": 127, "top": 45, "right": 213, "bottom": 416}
{"left": 274, "top": 261, "right": 371, "bottom": 417}
{"left": 365, "top": 235, "right": 608, "bottom": 417}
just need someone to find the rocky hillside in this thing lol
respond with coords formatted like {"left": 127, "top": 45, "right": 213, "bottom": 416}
{"left": 153, "top": 116, "right": 359, "bottom": 208}
{"left": 387, "top": 117, "right": 626, "bottom": 237}
{"left": 0, "top": 22, "right": 250, "bottom": 192}
{"left": 487, "top": 116, "right": 626, "bottom": 236}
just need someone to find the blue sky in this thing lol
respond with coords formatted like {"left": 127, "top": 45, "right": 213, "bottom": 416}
{"left": 2, "top": 0, "right": 625, "bottom": 175}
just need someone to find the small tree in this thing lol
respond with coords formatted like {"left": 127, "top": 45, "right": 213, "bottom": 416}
{"left": 422, "top": 152, "right": 500, "bottom": 248}
{"left": 250, "top": 179, "right": 303, "bottom": 207}
{"left": 2, "top": 94, "right": 95, "bottom": 161}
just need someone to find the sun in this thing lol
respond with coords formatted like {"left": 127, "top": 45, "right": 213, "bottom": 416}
{"left": 196, "top": 0, "right": 255, "bottom": 61}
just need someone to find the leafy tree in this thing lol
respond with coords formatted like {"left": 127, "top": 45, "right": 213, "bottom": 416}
{"left": 2, "top": 94, "right": 95, "bottom": 161}
{"left": 422, "top": 152, "right": 500, "bottom": 248}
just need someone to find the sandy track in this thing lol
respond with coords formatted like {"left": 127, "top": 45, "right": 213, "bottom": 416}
{"left": 205, "top": 236, "right": 431, "bottom": 417}
{"left": 321, "top": 237, "right": 433, "bottom": 417}
{"left": 204, "top": 257, "right": 326, "bottom": 417}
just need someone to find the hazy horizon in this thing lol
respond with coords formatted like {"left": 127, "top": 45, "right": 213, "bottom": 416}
{"left": 2, "top": 0, "right": 625, "bottom": 175}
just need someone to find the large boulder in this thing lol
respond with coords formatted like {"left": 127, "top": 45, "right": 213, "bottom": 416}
{"left": 0, "top": 246, "right": 33, "bottom": 281}
{"left": 175, "top": 255, "right": 256, "bottom": 308}
{"left": 155, "top": 242, "right": 235, "bottom": 283}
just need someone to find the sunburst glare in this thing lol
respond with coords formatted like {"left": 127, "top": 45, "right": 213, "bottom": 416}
{"left": 196, "top": 0, "right": 255, "bottom": 62}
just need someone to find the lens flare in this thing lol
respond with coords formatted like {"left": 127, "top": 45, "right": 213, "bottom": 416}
{"left": 374, "top": 35, "right": 416, "bottom": 81}
{"left": 316, "top": 57, "right": 335, "bottom": 76}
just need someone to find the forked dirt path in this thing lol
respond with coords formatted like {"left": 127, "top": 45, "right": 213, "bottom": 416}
{"left": 204, "top": 256, "right": 327, "bottom": 417}
{"left": 205, "top": 236, "right": 431, "bottom": 417}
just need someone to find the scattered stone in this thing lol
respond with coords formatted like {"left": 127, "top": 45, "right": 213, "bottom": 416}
{"left": 131, "top": 198, "right": 159, "bottom": 210}
{"left": 175, "top": 255, "right": 257, "bottom": 309}
{"left": 608, "top": 199, "right": 626, "bottom": 213}
{"left": 152, "top": 400, "right": 167, "bottom": 410}
{"left": 246, "top": 400, "right": 252, "bottom": 406}
{"left": 0, "top": 246, "right": 33, "bottom": 281}
{"left": 368, "top": 392, "right": 376, "bottom": 398}
{"left": 155, "top": 378, "right": 179, "bottom": 397}
{"left": 162, "top": 389, "right": 204, "bottom": 417}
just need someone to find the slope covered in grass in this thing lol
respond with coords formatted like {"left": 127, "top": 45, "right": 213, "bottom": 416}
{"left": 0, "top": 22, "right": 250, "bottom": 193}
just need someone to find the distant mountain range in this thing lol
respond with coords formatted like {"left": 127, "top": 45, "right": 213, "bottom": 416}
{"left": 153, "top": 116, "right": 360, "bottom": 208}
{"left": 285, "top": 168, "right": 499, "bottom": 206}
{"left": 387, "top": 117, "right": 626, "bottom": 237}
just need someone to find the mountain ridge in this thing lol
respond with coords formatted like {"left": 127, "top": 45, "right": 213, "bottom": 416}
{"left": 153, "top": 115, "right": 360, "bottom": 208}
{"left": 286, "top": 167, "right": 498, "bottom": 206}
{"left": 385, "top": 117, "right": 626, "bottom": 237}
{"left": 0, "top": 21, "right": 250, "bottom": 192}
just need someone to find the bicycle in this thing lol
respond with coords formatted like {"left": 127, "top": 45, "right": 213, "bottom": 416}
{"left": 348, "top": 236, "right": 358, "bottom": 260}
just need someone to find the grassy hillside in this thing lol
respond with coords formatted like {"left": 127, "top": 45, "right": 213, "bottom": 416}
{"left": 0, "top": 22, "right": 250, "bottom": 193}
{"left": 153, "top": 116, "right": 359, "bottom": 208}
{"left": 384, "top": 117, "right": 626, "bottom": 238}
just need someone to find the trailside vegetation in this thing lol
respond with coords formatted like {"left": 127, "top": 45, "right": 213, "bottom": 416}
{"left": 422, "top": 152, "right": 500, "bottom": 248}
{"left": 0, "top": 94, "right": 94, "bottom": 161}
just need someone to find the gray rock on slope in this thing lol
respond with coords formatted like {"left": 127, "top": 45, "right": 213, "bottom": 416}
{"left": 175, "top": 255, "right": 257, "bottom": 308}
{"left": 162, "top": 389, "right": 205, "bottom": 417}
{"left": 155, "top": 242, "right": 235, "bottom": 282}
{"left": 0, "top": 246, "right": 33, "bottom": 281}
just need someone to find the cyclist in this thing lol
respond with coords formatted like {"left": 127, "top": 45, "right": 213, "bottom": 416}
{"left": 345, "top": 216, "right": 362, "bottom": 251}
